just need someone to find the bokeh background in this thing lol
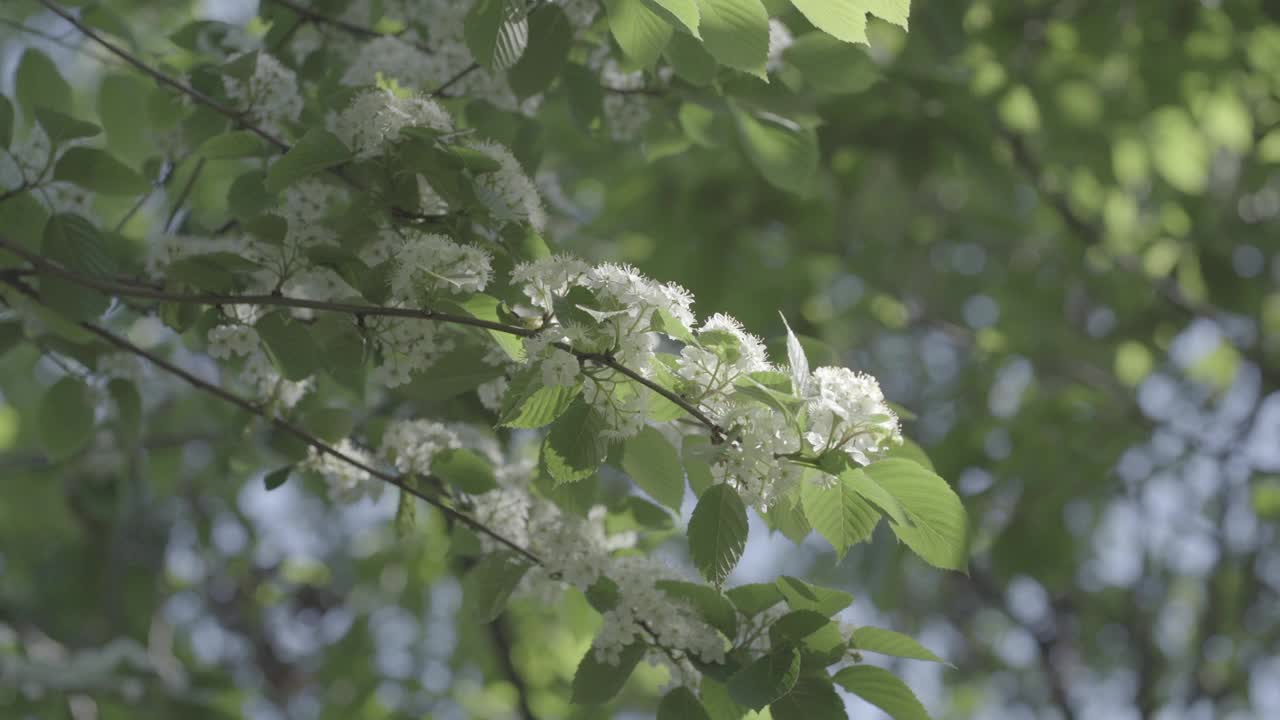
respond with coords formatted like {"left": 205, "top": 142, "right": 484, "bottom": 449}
{"left": 2, "top": 0, "right": 1279, "bottom": 718}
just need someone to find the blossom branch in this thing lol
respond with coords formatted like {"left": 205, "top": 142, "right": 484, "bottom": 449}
{"left": 0, "top": 236, "right": 728, "bottom": 439}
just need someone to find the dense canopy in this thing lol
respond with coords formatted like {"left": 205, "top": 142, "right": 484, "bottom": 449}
{"left": 1, "top": 0, "right": 1278, "bottom": 719}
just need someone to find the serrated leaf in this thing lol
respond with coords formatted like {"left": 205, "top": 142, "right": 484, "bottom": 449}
{"left": 784, "top": 32, "right": 882, "bottom": 95}
{"left": 621, "top": 425, "right": 685, "bottom": 510}
{"left": 541, "top": 399, "right": 608, "bottom": 484}
{"left": 508, "top": 4, "right": 573, "bottom": 98}
{"left": 53, "top": 147, "right": 148, "bottom": 195}
{"left": 688, "top": 483, "right": 748, "bottom": 585}
{"left": 832, "top": 665, "right": 932, "bottom": 720}
{"left": 656, "top": 579, "right": 737, "bottom": 638}
{"left": 264, "top": 129, "right": 351, "bottom": 193}
{"left": 665, "top": 32, "right": 718, "bottom": 85}
{"left": 605, "top": 0, "right": 674, "bottom": 69}
{"left": 701, "top": 676, "right": 749, "bottom": 720}
{"left": 658, "top": 686, "right": 711, "bottom": 720}
{"left": 463, "top": 551, "right": 531, "bottom": 622}
{"left": 263, "top": 465, "right": 293, "bottom": 491}
{"left": 851, "top": 627, "right": 950, "bottom": 665}
{"left": 434, "top": 448, "right": 499, "bottom": 494}
{"left": 465, "top": 0, "right": 529, "bottom": 71}
{"left": 255, "top": 312, "right": 321, "bottom": 381}
{"left": 864, "top": 459, "right": 969, "bottom": 571}
{"left": 726, "top": 582, "right": 782, "bottom": 616}
{"left": 775, "top": 576, "right": 852, "bottom": 616}
{"left": 449, "top": 293, "right": 526, "bottom": 361}
{"left": 645, "top": 0, "right": 701, "bottom": 37}
{"left": 500, "top": 364, "right": 581, "bottom": 428}
{"left": 769, "top": 676, "right": 845, "bottom": 720}
{"left": 789, "top": 0, "right": 909, "bottom": 47}
{"left": 694, "top": 0, "right": 769, "bottom": 76}
{"left": 801, "top": 472, "right": 881, "bottom": 558}
{"left": 841, "top": 466, "right": 907, "bottom": 526}
{"left": 727, "top": 646, "right": 800, "bottom": 710}
{"left": 39, "top": 377, "right": 95, "bottom": 460}
{"left": 571, "top": 642, "right": 645, "bottom": 704}
{"left": 732, "top": 106, "right": 819, "bottom": 195}
{"left": 41, "top": 213, "right": 112, "bottom": 320}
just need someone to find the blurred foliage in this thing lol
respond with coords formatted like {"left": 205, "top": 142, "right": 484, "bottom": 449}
{"left": 1, "top": 0, "right": 1279, "bottom": 719}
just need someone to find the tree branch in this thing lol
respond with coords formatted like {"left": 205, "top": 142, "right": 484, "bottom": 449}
{"left": 262, "top": 0, "right": 430, "bottom": 53}
{"left": 0, "top": 236, "right": 729, "bottom": 440}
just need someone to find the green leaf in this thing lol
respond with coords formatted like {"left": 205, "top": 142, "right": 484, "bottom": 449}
{"left": 604, "top": 0, "right": 674, "bottom": 69}
{"left": 832, "top": 665, "right": 932, "bottom": 720}
{"left": 783, "top": 32, "right": 881, "bottom": 94}
{"left": 840, "top": 466, "right": 907, "bottom": 526}
{"left": 682, "top": 435, "right": 716, "bottom": 497}
{"left": 0, "top": 95, "right": 13, "bottom": 148}
{"left": 769, "top": 676, "right": 846, "bottom": 720}
{"left": 508, "top": 4, "right": 573, "bottom": 98}
{"left": 396, "top": 488, "right": 416, "bottom": 537}
{"left": 665, "top": 33, "right": 718, "bottom": 85}
{"left": 16, "top": 49, "right": 72, "bottom": 120}
{"left": 788, "top": 0, "right": 909, "bottom": 47}
{"left": 34, "top": 108, "right": 102, "bottom": 146}
{"left": 263, "top": 465, "right": 293, "bottom": 491}
{"left": 688, "top": 483, "right": 748, "bottom": 585}
{"left": 500, "top": 364, "right": 581, "bottom": 428}
{"left": 97, "top": 74, "right": 151, "bottom": 160}
{"left": 621, "top": 425, "right": 685, "bottom": 511}
{"left": 399, "top": 344, "right": 504, "bottom": 403}
{"left": 767, "top": 609, "right": 831, "bottom": 647}
{"left": 41, "top": 213, "right": 112, "bottom": 320}
{"left": 0, "top": 192, "right": 49, "bottom": 267}
{"left": 726, "top": 582, "right": 783, "bottom": 616}
{"left": 571, "top": 642, "right": 645, "bottom": 704}
{"left": 645, "top": 0, "right": 702, "bottom": 37}
{"left": 864, "top": 459, "right": 969, "bottom": 571}
{"left": 701, "top": 677, "right": 749, "bottom": 720}
{"left": 727, "top": 646, "right": 800, "bottom": 710}
{"left": 541, "top": 399, "right": 608, "bottom": 484}
{"left": 658, "top": 686, "right": 712, "bottom": 720}
{"left": 465, "top": 0, "right": 529, "bottom": 72}
{"left": 198, "top": 130, "right": 268, "bottom": 159}
{"left": 434, "top": 448, "right": 499, "bottom": 494}
{"left": 800, "top": 472, "right": 881, "bottom": 558}
{"left": 656, "top": 579, "right": 738, "bottom": 637}
{"left": 732, "top": 106, "right": 819, "bottom": 195}
{"left": 463, "top": 551, "right": 531, "bottom": 622}
{"left": 39, "top": 377, "right": 95, "bottom": 460}
{"left": 694, "top": 0, "right": 769, "bottom": 76}
{"left": 254, "top": 312, "right": 321, "bottom": 381}
{"left": 450, "top": 293, "right": 526, "bottom": 361}
{"left": 851, "top": 627, "right": 950, "bottom": 665}
{"left": 53, "top": 148, "right": 148, "bottom": 195}
{"left": 106, "top": 378, "right": 141, "bottom": 446}
{"left": 264, "top": 129, "right": 352, "bottom": 193}
{"left": 775, "top": 576, "right": 853, "bottom": 616}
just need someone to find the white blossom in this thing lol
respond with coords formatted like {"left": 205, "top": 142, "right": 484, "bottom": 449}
{"left": 802, "top": 366, "right": 902, "bottom": 465}
{"left": 302, "top": 439, "right": 383, "bottom": 504}
{"left": 223, "top": 52, "right": 303, "bottom": 136}
{"left": 470, "top": 141, "right": 547, "bottom": 230}
{"left": 332, "top": 88, "right": 453, "bottom": 160}
{"left": 380, "top": 420, "right": 462, "bottom": 475}
{"left": 388, "top": 230, "right": 493, "bottom": 301}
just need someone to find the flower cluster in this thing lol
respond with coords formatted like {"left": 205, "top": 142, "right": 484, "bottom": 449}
{"left": 223, "top": 52, "right": 303, "bottom": 137}
{"left": 332, "top": 88, "right": 453, "bottom": 160}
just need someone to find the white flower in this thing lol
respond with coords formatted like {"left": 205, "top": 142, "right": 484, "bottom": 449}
{"left": 380, "top": 420, "right": 461, "bottom": 475}
{"left": 388, "top": 230, "right": 493, "bottom": 301}
{"left": 332, "top": 88, "right": 453, "bottom": 160}
{"left": 511, "top": 255, "right": 591, "bottom": 313}
{"left": 477, "top": 377, "right": 509, "bottom": 412}
{"left": 767, "top": 19, "right": 794, "bottom": 72}
{"left": 303, "top": 439, "right": 383, "bottom": 504}
{"left": 540, "top": 348, "right": 580, "bottom": 387}
{"left": 368, "top": 316, "right": 454, "bottom": 387}
{"left": 207, "top": 325, "right": 259, "bottom": 359}
{"left": 223, "top": 52, "right": 303, "bottom": 135}
{"left": 470, "top": 140, "right": 547, "bottom": 230}
{"left": 802, "top": 366, "right": 902, "bottom": 465}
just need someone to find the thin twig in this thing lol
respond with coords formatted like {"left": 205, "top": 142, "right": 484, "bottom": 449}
{"left": 263, "top": 0, "right": 428, "bottom": 51}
